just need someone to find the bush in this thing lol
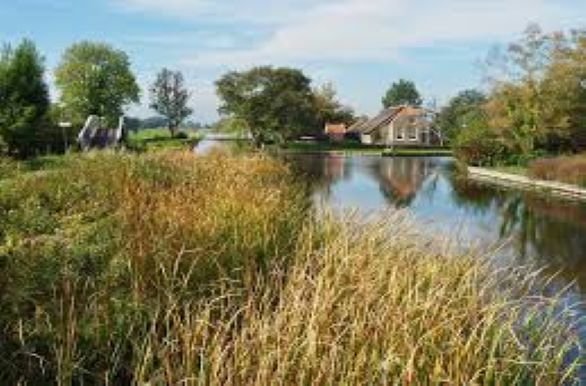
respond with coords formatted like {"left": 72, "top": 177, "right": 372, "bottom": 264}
{"left": 174, "top": 131, "right": 189, "bottom": 139}
{"left": 453, "top": 125, "right": 507, "bottom": 166}
{"left": 530, "top": 154, "right": 586, "bottom": 187}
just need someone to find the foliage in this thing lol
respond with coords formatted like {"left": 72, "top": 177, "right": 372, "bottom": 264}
{"left": 453, "top": 108, "right": 508, "bottom": 166}
{"left": 484, "top": 24, "right": 586, "bottom": 157}
{"left": 216, "top": 66, "right": 317, "bottom": 146}
{"left": 0, "top": 151, "right": 580, "bottom": 383}
{"left": 55, "top": 41, "right": 140, "bottom": 127}
{"left": 455, "top": 24, "right": 586, "bottom": 165}
{"left": 149, "top": 68, "right": 193, "bottom": 137}
{"left": 382, "top": 79, "right": 422, "bottom": 108}
{"left": 313, "top": 82, "right": 355, "bottom": 129}
{"left": 530, "top": 154, "right": 586, "bottom": 187}
{"left": 436, "top": 89, "right": 487, "bottom": 144}
{"left": 0, "top": 39, "right": 50, "bottom": 158}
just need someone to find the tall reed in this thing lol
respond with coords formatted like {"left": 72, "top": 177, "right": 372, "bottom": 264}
{"left": 0, "top": 150, "right": 581, "bottom": 384}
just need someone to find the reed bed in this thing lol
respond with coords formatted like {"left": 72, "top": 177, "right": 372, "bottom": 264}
{"left": 0, "top": 150, "right": 581, "bottom": 385}
{"left": 530, "top": 154, "right": 586, "bottom": 187}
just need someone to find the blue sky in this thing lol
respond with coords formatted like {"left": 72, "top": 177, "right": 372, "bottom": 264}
{"left": 1, "top": 0, "right": 585, "bottom": 123}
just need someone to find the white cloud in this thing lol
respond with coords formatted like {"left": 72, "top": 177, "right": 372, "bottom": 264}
{"left": 182, "top": 0, "right": 579, "bottom": 68}
{"left": 114, "top": 0, "right": 586, "bottom": 118}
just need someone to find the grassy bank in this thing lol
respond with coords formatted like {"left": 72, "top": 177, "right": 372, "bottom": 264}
{"left": 0, "top": 150, "right": 581, "bottom": 384}
{"left": 127, "top": 128, "right": 202, "bottom": 151}
{"left": 281, "top": 141, "right": 453, "bottom": 156}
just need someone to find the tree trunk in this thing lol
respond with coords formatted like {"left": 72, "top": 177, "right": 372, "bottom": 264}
{"left": 168, "top": 124, "right": 177, "bottom": 138}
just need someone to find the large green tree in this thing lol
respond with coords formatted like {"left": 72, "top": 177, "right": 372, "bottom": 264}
{"left": 313, "top": 82, "right": 355, "bottom": 129}
{"left": 149, "top": 68, "right": 193, "bottom": 137}
{"left": 0, "top": 39, "right": 50, "bottom": 157}
{"left": 436, "top": 89, "right": 487, "bottom": 144}
{"left": 55, "top": 42, "right": 140, "bottom": 126}
{"left": 216, "top": 66, "right": 317, "bottom": 146}
{"left": 382, "top": 79, "right": 422, "bottom": 108}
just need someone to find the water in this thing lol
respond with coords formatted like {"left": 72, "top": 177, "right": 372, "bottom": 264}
{"left": 195, "top": 139, "right": 586, "bottom": 292}
{"left": 197, "top": 139, "right": 586, "bottom": 375}
{"left": 286, "top": 153, "right": 586, "bottom": 295}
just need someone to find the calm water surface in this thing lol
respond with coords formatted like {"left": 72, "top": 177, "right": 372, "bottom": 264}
{"left": 197, "top": 139, "right": 586, "bottom": 373}
{"left": 197, "top": 140, "right": 586, "bottom": 306}
{"left": 286, "top": 153, "right": 586, "bottom": 291}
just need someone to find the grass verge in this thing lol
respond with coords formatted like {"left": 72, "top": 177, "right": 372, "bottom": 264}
{"left": 0, "top": 150, "right": 581, "bottom": 384}
{"left": 127, "top": 128, "right": 202, "bottom": 151}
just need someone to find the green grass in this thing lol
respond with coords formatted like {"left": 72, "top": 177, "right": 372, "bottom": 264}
{"left": 281, "top": 140, "right": 386, "bottom": 153}
{"left": 128, "top": 127, "right": 202, "bottom": 151}
{"left": 0, "top": 150, "right": 580, "bottom": 384}
{"left": 382, "top": 148, "right": 453, "bottom": 157}
{"left": 282, "top": 141, "right": 453, "bottom": 156}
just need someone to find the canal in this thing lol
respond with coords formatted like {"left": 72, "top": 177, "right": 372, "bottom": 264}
{"left": 197, "top": 139, "right": 586, "bottom": 340}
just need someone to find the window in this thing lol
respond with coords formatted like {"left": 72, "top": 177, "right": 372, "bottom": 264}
{"left": 396, "top": 128, "right": 405, "bottom": 140}
{"left": 408, "top": 126, "right": 417, "bottom": 140}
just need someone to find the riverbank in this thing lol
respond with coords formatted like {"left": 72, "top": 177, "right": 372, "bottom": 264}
{"left": 0, "top": 150, "right": 580, "bottom": 384}
{"left": 468, "top": 166, "right": 586, "bottom": 200}
{"left": 280, "top": 141, "right": 453, "bottom": 157}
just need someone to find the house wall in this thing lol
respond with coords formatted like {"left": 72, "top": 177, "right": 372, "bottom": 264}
{"left": 375, "top": 114, "right": 431, "bottom": 147}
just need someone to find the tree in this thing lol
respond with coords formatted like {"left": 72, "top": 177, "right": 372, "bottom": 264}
{"left": 149, "top": 68, "right": 193, "bottom": 137}
{"left": 313, "top": 82, "right": 355, "bottom": 130}
{"left": 216, "top": 66, "right": 317, "bottom": 146}
{"left": 0, "top": 39, "right": 50, "bottom": 157}
{"left": 382, "top": 79, "right": 422, "bottom": 108}
{"left": 436, "top": 89, "right": 487, "bottom": 144}
{"left": 55, "top": 41, "right": 140, "bottom": 127}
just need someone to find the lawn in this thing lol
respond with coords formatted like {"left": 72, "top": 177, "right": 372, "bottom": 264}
{"left": 282, "top": 140, "right": 453, "bottom": 156}
{"left": 0, "top": 149, "right": 580, "bottom": 384}
{"left": 127, "top": 127, "right": 202, "bottom": 151}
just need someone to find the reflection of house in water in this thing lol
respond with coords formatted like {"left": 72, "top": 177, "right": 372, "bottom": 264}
{"left": 323, "top": 154, "right": 346, "bottom": 182}
{"left": 284, "top": 153, "right": 351, "bottom": 198}
{"left": 372, "top": 157, "right": 434, "bottom": 207}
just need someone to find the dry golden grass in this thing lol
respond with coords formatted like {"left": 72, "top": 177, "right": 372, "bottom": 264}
{"left": 131, "top": 215, "right": 581, "bottom": 385}
{"left": 530, "top": 154, "right": 586, "bottom": 187}
{"left": 0, "top": 150, "right": 581, "bottom": 384}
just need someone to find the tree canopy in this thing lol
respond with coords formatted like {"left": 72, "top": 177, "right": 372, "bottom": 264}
{"left": 0, "top": 40, "right": 50, "bottom": 157}
{"left": 150, "top": 68, "right": 193, "bottom": 137}
{"left": 382, "top": 79, "right": 422, "bottom": 108}
{"left": 216, "top": 66, "right": 317, "bottom": 146}
{"left": 313, "top": 82, "right": 355, "bottom": 128}
{"left": 455, "top": 24, "right": 586, "bottom": 165}
{"left": 436, "top": 89, "right": 487, "bottom": 144}
{"left": 55, "top": 41, "right": 140, "bottom": 126}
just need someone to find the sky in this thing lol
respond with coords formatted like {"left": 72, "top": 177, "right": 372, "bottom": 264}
{"left": 1, "top": 0, "right": 585, "bottom": 123}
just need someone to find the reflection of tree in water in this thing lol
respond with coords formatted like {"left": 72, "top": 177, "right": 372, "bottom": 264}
{"left": 450, "top": 174, "right": 509, "bottom": 214}
{"left": 452, "top": 174, "right": 586, "bottom": 288}
{"left": 284, "top": 153, "right": 351, "bottom": 199}
{"left": 370, "top": 157, "right": 437, "bottom": 208}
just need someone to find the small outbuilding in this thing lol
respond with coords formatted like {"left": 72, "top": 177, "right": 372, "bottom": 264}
{"left": 324, "top": 123, "right": 347, "bottom": 142}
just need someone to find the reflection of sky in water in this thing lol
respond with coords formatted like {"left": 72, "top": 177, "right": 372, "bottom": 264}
{"left": 287, "top": 153, "right": 586, "bottom": 292}
{"left": 286, "top": 153, "right": 586, "bottom": 379}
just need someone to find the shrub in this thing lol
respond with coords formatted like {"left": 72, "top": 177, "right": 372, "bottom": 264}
{"left": 453, "top": 125, "right": 507, "bottom": 166}
{"left": 0, "top": 156, "right": 20, "bottom": 180}
{"left": 174, "top": 131, "right": 189, "bottom": 139}
{"left": 530, "top": 154, "right": 586, "bottom": 187}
